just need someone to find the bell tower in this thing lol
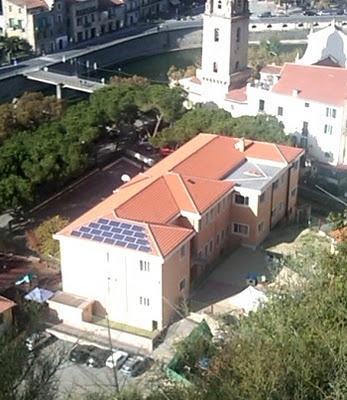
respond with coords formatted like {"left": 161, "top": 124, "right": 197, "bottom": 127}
{"left": 197, "top": 0, "right": 250, "bottom": 97}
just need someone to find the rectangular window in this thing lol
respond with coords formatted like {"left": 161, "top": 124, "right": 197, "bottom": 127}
{"left": 291, "top": 188, "right": 297, "bottom": 197}
{"left": 140, "top": 296, "right": 150, "bottom": 306}
{"left": 140, "top": 260, "right": 150, "bottom": 272}
{"left": 17, "top": 19, "right": 22, "bottom": 29}
{"left": 277, "top": 106, "right": 283, "bottom": 116}
{"left": 214, "top": 28, "right": 219, "bottom": 42}
{"left": 180, "top": 244, "right": 185, "bottom": 258}
{"left": 9, "top": 5, "right": 12, "bottom": 12}
{"left": 179, "top": 279, "right": 186, "bottom": 291}
{"left": 259, "top": 193, "right": 265, "bottom": 202}
{"left": 324, "top": 124, "right": 333, "bottom": 135}
{"left": 304, "top": 102, "right": 310, "bottom": 108}
{"left": 213, "top": 62, "right": 218, "bottom": 73}
{"left": 233, "top": 223, "right": 249, "bottom": 236}
{"left": 259, "top": 99, "right": 265, "bottom": 112}
{"left": 18, "top": 7, "right": 22, "bottom": 13}
{"left": 273, "top": 180, "right": 279, "bottom": 190}
{"left": 326, "top": 107, "right": 337, "bottom": 118}
{"left": 302, "top": 121, "right": 308, "bottom": 131}
{"left": 293, "top": 160, "right": 299, "bottom": 170}
{"left": 9, "top": 18, "right": 15, "bottom": 28}
{"left": 258, "top": 221, "right": 265, "bottom": 233}
{"left": 235, "top": 194, "right": 249, "bottom": 205}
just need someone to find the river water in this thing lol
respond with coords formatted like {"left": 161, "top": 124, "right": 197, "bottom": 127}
{"left": 95, "top": 48, "right": 202, "bottom": 83}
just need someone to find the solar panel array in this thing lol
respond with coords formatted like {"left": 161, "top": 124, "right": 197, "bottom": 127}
{"left": 71, "top": 218, "right": 151, "bottom": 253}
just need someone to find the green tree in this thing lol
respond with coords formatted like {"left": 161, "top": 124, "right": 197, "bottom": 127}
{"left": 136, "top": 85, "right": 185, "bottom": 136}
{"left": 151, "top": 108, "right": 287, "bottom": 147}
{"left": 27, "top": 215, "right": 69, "bottom": 258}
{"left": 0, "top": 36, "right": 32, "bottom": 64}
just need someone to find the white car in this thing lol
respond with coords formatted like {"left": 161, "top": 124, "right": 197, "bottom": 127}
{"left": 105, "top": 350, "right": 129, "bottom": 369}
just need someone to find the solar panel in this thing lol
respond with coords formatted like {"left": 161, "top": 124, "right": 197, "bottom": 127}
{"left": 73, "top": 218, "right": 151, "bottom": 253}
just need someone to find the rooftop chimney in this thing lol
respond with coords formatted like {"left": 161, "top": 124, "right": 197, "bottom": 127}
{"left": 292, "top": 89, "right": 301, "bottom": 97}
{"left": 235, "top": 137, "right": 245, "bottom": 152}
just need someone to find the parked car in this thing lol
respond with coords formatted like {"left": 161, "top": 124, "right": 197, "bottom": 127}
{"left": 105, "top": 350, "right": 129, "bottom": 369}
{"left": 25, "top": 332, "right": 55, "bottom": 352}
{"left": 257, "top": 11, "right": 272, "bottom": 18}
{"left": 69, "top": 344, "right": 96, "bottom": 364}
{"left": 120, "top": 356, "right": 153, "bottom": 377}
{"left": 86, "top": 348, "right": 112, "bottom": 368}
{"left": 317, "top": 9, "right": 333, "bottom": 15}
{"left": 303, "top": 9, "right": 317, "bottom": 16}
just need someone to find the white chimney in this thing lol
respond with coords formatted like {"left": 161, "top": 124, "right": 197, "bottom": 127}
{"left": 292, "top": 89, "right": 301, "bottom": 97}
{"left": 235, "top": 138, "right": 245, "bottom": 152}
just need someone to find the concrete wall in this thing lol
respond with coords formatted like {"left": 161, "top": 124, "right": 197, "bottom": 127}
{"left": 58, "top": 236, "right": 164, "bottom": 331}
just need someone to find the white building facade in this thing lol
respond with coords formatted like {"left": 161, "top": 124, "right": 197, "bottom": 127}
{"left": 180, "top": 8, "right": 347, "bottom": 169}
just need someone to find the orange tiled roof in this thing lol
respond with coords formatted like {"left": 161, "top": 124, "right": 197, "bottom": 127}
{"left": 0, "top": 296, "right": 16, "bottom": 314}
{"left": 149, "top": 224, "right": 194, "bottom": 257}
{"left": 173, "top": 135, "right": 246, "bottom": 179}
{"left": 115, "top": 176, "right": 180, "bottom": 224}
{"left": 225, "top": 85, "right": 248, "bottom": 102}
{"left": 181, "top": 175, "right": 234, "bottom": 213}
{"left": 272, "top": 63, "right": 347, "bottom": 106}
{"left": 58, "top": 134, "right": 303, "bottom": 258}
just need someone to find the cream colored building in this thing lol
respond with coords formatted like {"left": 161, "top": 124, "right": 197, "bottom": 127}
{"left": 2, "top": 0, "right": 68, "bottom": 53}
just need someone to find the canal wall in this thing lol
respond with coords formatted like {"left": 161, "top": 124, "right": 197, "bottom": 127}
{"left": 53, "top": 27, "right": 310, "bottom": 74}
{"left": 0, "top": 26, "right": 312, "bottom": 102}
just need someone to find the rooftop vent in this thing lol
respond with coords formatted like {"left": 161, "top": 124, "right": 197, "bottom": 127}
{"left": 234, "top": 138, "right": 245, "bottom": 152}
{"left": 292, "top": 89, "right": 301, "bottom": 96}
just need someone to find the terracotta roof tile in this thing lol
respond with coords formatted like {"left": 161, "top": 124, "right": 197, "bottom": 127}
{"left": 181, "top": 175, "right": 234, "bottom": 212}
{"left": 163, "top": 173, "right": 198, "bottom": 214}
{"left": 115, "top": 177, "right": 180, "bottom": 224}
{"left": 0, "top": 296, "right": 16, "bottom": 314}
{"left": 272, "top": 63, "right": 347, "bottom": 106}
{"left": 173, "top": 136, "right": 246, "bottom": 179}
{"left": 149, "top": 224, "right": 194, "bottom": 257}
{"left": 225, "top": 85, "right": 248, "bottom": 102}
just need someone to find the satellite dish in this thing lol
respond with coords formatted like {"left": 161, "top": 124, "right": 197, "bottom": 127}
{"left": 121, "top": 174, "right": 130, "bottom": 183}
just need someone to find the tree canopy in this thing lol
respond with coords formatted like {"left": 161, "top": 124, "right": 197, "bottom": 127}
{"left": 150, "top": 107, "right": 288, "bottom": 147}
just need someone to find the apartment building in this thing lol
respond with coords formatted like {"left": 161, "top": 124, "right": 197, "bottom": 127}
{"left": 2, "top": 0, "right": 167, "bottom": 52}
{"left": 49, "top": 134, "right": 304, "bottom": 337}
{"left": 2, "top": 0, "right": 68, "bottom": 53}
{"left": 67, "top": 0, "right": 125, "bottom": 43}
